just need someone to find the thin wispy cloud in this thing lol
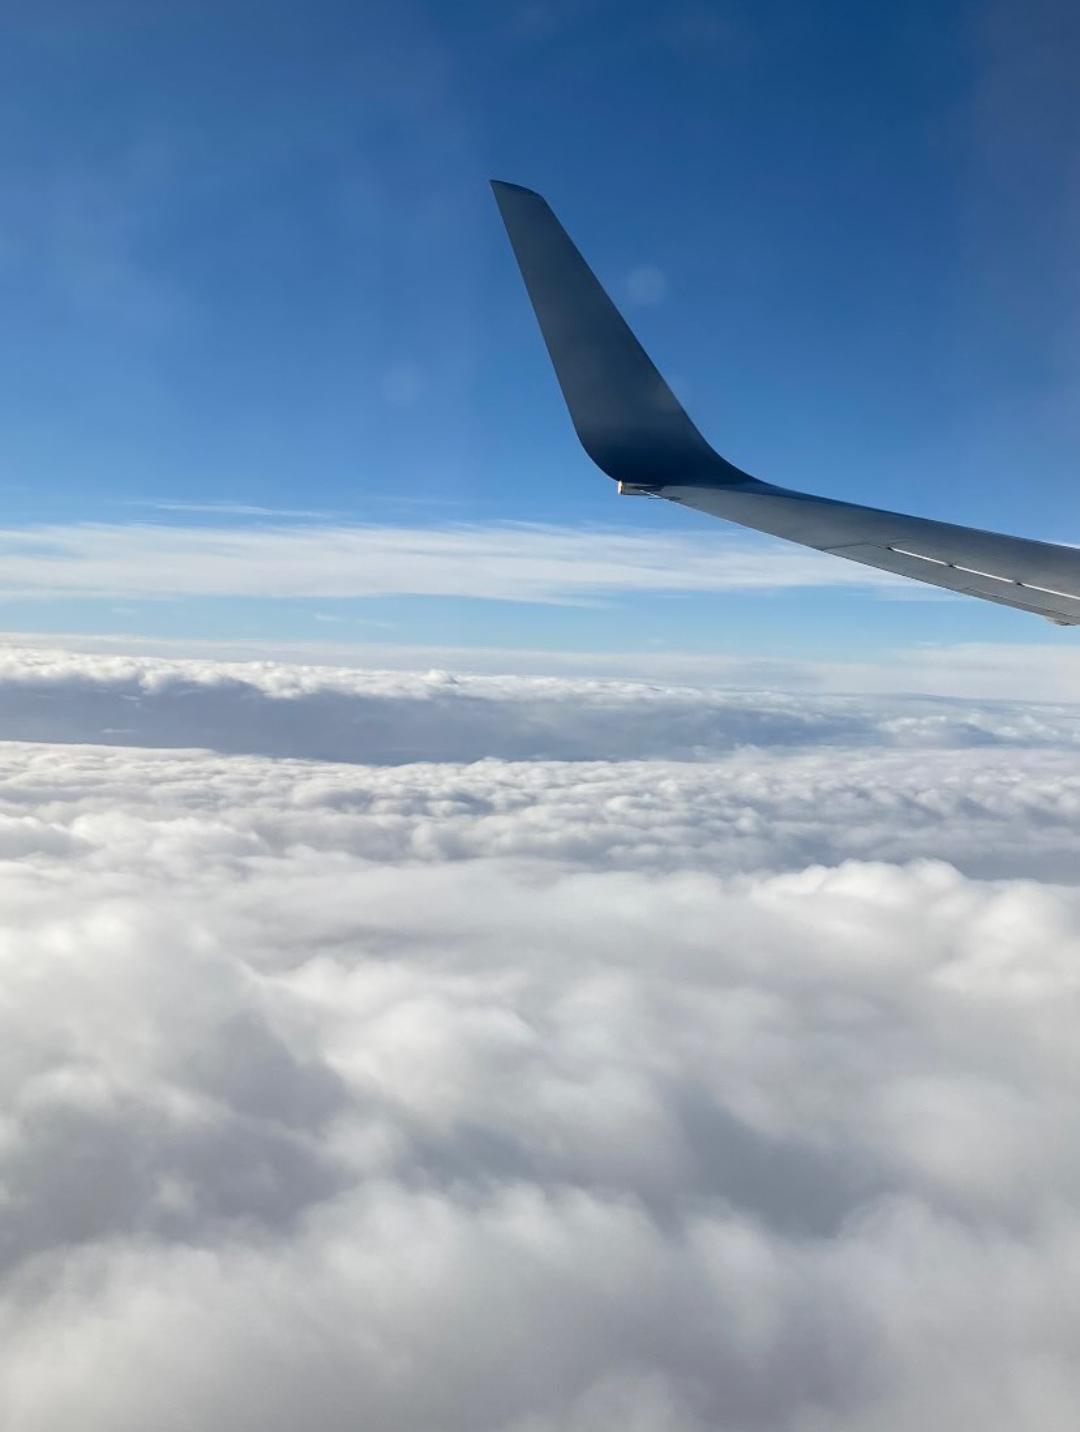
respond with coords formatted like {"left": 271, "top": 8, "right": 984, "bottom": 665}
{"left": 0, "top": 520, "right": 912, "bottom": 604}
{"left": 133, "top": 501, "right": 338, "bottom": 519}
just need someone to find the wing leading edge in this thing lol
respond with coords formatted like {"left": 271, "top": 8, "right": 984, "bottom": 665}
{"left": 491, "top": 179, "right": 1080, "bottom": 626}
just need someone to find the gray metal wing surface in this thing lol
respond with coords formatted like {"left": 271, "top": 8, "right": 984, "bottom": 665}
{"left": 492, "top": 179, "right": 1080, "bottom": 626}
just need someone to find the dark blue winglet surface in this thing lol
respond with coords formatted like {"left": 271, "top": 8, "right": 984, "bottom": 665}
{"left": 493, "top": 179, "right": 1080, "bottom": 625}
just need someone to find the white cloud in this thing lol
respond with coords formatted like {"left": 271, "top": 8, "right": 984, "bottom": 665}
{"left": 1, "top": 653, "right": 1080, "bottom": 1427}
{"left": 0, "top": 520, "right": 909, "bottom": 602}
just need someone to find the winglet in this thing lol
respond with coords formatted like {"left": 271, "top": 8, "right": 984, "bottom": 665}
{"left": 491, "top": 180, "right": 746, "bottom": 487}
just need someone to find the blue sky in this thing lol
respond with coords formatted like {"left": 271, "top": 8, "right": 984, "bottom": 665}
{"left": 0, "top": 0, "right": 1077, "bottom": 681}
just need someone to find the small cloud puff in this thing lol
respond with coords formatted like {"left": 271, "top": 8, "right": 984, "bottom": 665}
{"left": 626, "top": 263, "right": 669, "bottom": 306}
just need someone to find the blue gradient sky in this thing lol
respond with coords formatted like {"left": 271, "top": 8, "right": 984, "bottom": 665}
{"left": 0, "top": 0, "right": 1077, "bottom": 675}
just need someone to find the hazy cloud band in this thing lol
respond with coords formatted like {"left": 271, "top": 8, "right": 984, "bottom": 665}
{"left": 0, "top": 520, "right": 910, "bottom": 602}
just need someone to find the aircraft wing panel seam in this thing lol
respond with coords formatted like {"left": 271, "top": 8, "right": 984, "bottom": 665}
{"left": 951, "top": 563, "right": 1015, "bottom": 584}
{"left": 884, "top": 544, "right": 1080, "bottom": 603}
{"left": 887, "top": 545, "right": 949, "bottom": 567}
{"left": 1019, "top": 581, "right": 1080, "bottom": 603}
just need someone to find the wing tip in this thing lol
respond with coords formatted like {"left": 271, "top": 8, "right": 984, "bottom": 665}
{"left": 490, "top": 179, "right": 544, "bottom": 201}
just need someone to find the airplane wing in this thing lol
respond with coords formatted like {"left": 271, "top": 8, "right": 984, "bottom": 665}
{"left": 491, "top": 179, "right": 1080, "bottom": 626}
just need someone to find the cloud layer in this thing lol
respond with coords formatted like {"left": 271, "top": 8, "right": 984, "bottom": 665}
{"left": 7, "top": 627, "right": 1080, "bottom": 708}
{"left": 1, "top": 644, "right": 1079, "bottom": 764}
{"left": 1, "top": 653, "right": 1080, "bottom": 1429}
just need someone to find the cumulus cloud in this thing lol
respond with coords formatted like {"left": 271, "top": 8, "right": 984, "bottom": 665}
{"left": 0, "top": 519, "right": 909, "bottom": 602}
{"left": 1, "top": 652, "right": 1080, "bottom": 1428}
